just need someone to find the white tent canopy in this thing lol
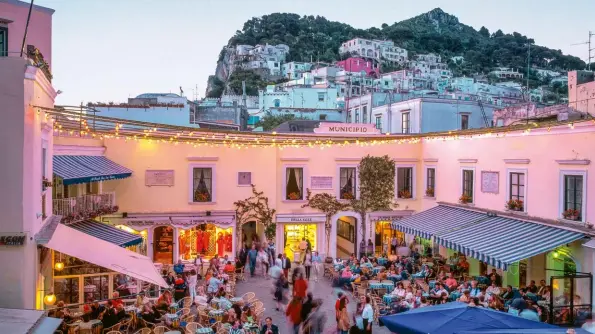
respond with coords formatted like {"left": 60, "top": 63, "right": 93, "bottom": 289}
{"left": 43, "top": 223, "right": 168, "bottom": 288}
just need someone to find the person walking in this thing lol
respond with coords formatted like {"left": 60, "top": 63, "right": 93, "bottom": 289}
{"left": 362, "top": 295, "right": 374, "bottom": 334}
{"left": 303, "top": 249, "right": 313, "bottom": 280}
{"left": 286, "top": 296, "right": 303, "bottom": 334}
{"left": 337, "top": 297, "right": 351, "bottom": 334}
{"left": 305, "top": 299, "right": 326, "bottom": 334}
{"left": 311, "top": 251, "right": 322, "bottom": 282}
{"left": 187, "top": 269, "right": 197, "bottom": 304}
{"left": 282, "top": 254, "right": 291, "bottom": 279}
{"left": 248, "top": 244, "right": 258, "bottom": 277}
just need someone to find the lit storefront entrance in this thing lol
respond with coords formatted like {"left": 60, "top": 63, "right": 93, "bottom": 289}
{"left": 276, "top": 214, "right": 326, "bottom": 261}
{"left": 105, "top": 211, "right": 237, "bottom": 264}
{"left": 370, "top": 211, "right": 413, "bottom": 256}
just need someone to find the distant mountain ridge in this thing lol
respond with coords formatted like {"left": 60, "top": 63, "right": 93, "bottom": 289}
{"left": 207, "top": 8, "right": 585, "bottom": 96}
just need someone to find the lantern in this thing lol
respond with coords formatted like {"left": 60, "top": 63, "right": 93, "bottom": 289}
{"left": 54, "top": 262, "right": 64, "bottom": 271}
{"left": 43, "top": 293, "right": 56, "bottom": 306}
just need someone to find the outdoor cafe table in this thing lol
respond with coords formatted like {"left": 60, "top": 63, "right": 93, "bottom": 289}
{"left": 67, "top": 319, "right": 102, "bottom": 334}
{"left": 208, "top": 309, "right": 224, "bottom": 322}
{"left": 222, "top": 322, "right": 259, "bottom": 334}
{"left": 383, "top": 294, "right": 399, "bottom": 305}
{"left": 369, "top": 281, "right": 394, "bottom": 291}
{"left": 196, "top": 328, "right": 214, "bottom": 333}
{"left": 218, "top": 298, "right": 232, "bottom": 310}
{"left": 372, "top": 266, "right": 385, "bottom": 275}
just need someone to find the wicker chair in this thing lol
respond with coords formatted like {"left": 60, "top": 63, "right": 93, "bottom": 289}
{"left": 138, "top": 318, "right": 156, "bottom": 329}
{"left": 235, "top": 267, "right": 245, "bottom": 281}
{"left": 105, "top": 332, "right": 122, "bottom": 334}
{"left": 153, "top": 326, "right": 170, "bottom": 334}
{"left": 185, "top": 322, "right": 202, "bottom": 333}
{"left": 241, "top": 292, "right": 255, "bottom": 303}
{"left": 181, "top": 296, "right": 193, "bottom": 309}
{"left": 133, "top": 329, "right": 152, "bottom": 334}
{"left": 103, "top": 323, "right": 122, "bottom": 334}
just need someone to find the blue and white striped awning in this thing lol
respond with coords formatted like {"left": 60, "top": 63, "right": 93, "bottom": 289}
{"left": 391, "top": 205, "right": 488, "bottom": 240}
{"left": 66, "top": 220, "right": 143, "bottom": 247}
{"left": 434, "top": 216, "right": 584, "bottom": 270}
{"left": 53, "top": 155, "right": 132, "bottom": 186}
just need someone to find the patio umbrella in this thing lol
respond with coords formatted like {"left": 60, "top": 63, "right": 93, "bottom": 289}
{"left": 380, "top": 302, "right": 559, "bottom": 334}
{"left": 457, "top": 329, "right": 591, "bottom": 334}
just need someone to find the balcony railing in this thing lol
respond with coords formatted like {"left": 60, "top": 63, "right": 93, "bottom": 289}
{"left": 53, "top": 192, "right": 116, "bottom": 218}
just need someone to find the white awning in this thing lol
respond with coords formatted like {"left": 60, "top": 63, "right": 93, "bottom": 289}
{"left": 582, "top": 239, "right": 595, "bottom": 249}
{"left": 44, "top": 223, "right": 168, "bottom": 288}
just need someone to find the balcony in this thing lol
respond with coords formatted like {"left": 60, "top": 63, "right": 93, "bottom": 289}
{"left": 53, "top": 192, "right": 117, "bottom": 222}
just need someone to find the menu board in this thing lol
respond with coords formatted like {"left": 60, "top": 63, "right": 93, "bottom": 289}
{"left": 481, "top": 171, "right": 499, "bottom": 194}
{"left": 145, "top": 170, "right": 174, "bottom": 187}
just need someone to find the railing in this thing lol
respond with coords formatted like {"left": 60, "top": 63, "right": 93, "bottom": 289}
{"left": 52, "top": 192, "right": 116, "bottom": 217}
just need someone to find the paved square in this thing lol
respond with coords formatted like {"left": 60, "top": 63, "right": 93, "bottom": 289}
{"left": 235, "top": 273, "right": 391, "bottom": 333}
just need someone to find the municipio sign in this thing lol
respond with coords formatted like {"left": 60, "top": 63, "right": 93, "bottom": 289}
{"left": 313, "top": 123, "right": 381, "bottom": 135}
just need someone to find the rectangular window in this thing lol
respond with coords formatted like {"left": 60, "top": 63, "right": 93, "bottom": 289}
{"left": 509, "top": 172, "right": 525, "bottom": 202}
{"left": 401, "top": 112, "right": 410, "bottom": 134}
{"left": 462, "top": 170, "right": 474, "bottom": 202}
{"left": 192, "top": 167, "right": 213, "bottom": 202}
{"left": 362, "top": 106, "right": 368, "bottom": 123}
{"left": 375, "top": 116, "right": 382, "bottom": 130}
{"left": 319, "top": 114, "right": 327, "bottom": 121}
{"left": 317, "top": 92, "right": 325, "bottom": 102}
{"left": 426, "top": 168, "right": 435, "bottom": 195}
{"left": 0, "top": 27, "right": 7, "bottom": 57}
{"left": 285, "top": 167, "right": 304, "bottom": 200}
{"left": 347, "top": 111, "right": 352, "bottom": 123}
{"left": 339, "top": 167, "right": 357, "bottom": 200}
{"left": 355, "top": 110, "right": 360, "bottom": 123}
{"left": 397, "top": 167, "right": 413, "bottom": 198}
{"left": 461, "top": 114, "right": 469, "bottom": 130}
{"left": 564, "top": 175, "right": 583, "bottom": 220}
{"left": 337, "top": 219, "right": 355, "bottom": 243}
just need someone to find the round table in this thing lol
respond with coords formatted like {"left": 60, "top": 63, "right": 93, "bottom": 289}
{"left": 196, "top": 328, "right": 214, "bottom": 333}
{"left": 369, "top": 281, "right": 394, "bottom": 290}
{"left": 383, "top": 294, "right": 399, "bottom": 305}
{"left": 243, "top": 323, "right": 260, "bottom": 334}
{"left": 164, "top": 331, "right": 181, "bottom": 334}
{"left": 208, "top": 309, "right": 224, "bottom": 322}
{"left": 372, "top": 266, "right": 384, "bottom": 275}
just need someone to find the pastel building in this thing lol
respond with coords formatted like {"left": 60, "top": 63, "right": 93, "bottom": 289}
{"left": 569, "top": 70, "right": 595, "bottom": 116}
{"left": 281, "top": 61, "right": 312, "bottom": 80}
{"left": 336, "top": 57, "right": 377, "bottom": 75}
{"left": 339, "top": 38, "right": 408, "bottom": 64}
{"left": 258, "top": 85, "right": 343, "bottom": 121}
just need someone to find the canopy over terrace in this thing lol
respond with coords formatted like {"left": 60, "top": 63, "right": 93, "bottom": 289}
{"left": 36, "top": 217, "right": 167, "bottom": 288}
{"left": 434, "top": 215, "right": 585, "bottom": 270}
{"left": 53, "top": 155, "right": 132, "bottom": 185}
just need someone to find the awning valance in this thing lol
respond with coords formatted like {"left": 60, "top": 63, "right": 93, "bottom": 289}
{"left": 39, "top": 221, "right": 167, "bottom": 288}
{"left": 435, "top": 216, "right": 584, "bottom": 270}
{"left": 53, "top": 155, "right": 132, "bottom": 185}
{"left": 67, "top": 220, "right": 143, "bottom": 247}
{"left": 391, "top": 205, "right": 488, "bottom": 239}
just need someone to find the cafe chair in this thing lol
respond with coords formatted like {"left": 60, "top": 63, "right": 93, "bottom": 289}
{"left": 133, "top": 329, "right": 151, "bottom": 334}
{"left": 185, "top": 322, "right": 202, "bottom": 333}
{"left": 103, "top": 323, "right": 121, "bottom": 334}
{"left": 153, "top": 326, "right": 170, "bottom": 334}
{"left": 241, "top": 292, "right": 255, "bottom": 303}
{"left": 105, "top": 332, "right": 122, "bottom": 334}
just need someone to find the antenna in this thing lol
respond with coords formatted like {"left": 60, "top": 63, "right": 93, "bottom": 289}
{"left": 570, "top": 31, "right": 594, "bottom": 70}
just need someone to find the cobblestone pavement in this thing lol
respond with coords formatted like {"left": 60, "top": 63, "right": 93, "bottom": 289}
{"left": 235, "top": 272, "right": 392, "bottom": 334}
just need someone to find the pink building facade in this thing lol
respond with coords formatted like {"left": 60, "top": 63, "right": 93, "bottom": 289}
{"left": 0, "top": 0, "right": 54, "bottom": 65}
{"left": 569, "top": 70, "right": 595, "bottom": 116}
{"left": 336, "top": 57, "right": 377, "bottom": 75}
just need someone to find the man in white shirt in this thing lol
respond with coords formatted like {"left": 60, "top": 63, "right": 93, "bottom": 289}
{"left": 361, "top": 295, "right": 374, "bottom": 333}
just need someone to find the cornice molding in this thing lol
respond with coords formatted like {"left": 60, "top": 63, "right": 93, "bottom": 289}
{"left": 555, "top": 159, "right": 590, "bottom": 166}
{"left": 187, "top": 157, "right": 219, "bottom": 162}
{"left": 458, "top": 158, "right": 478, "bottom": 163}
{"left": 503, "top": 159, "right": 531, "bottom": 164}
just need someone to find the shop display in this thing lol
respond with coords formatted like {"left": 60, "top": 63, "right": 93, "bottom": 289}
{"left": 178, "top": 225, "right": 232, "bottom": 260}
{"left": 375, "top": 221, "right": 403, "bottom": 255}
{"left": 154, "top": 226, "right": 174, "bottom": 264}
{"left": 283, "top": 224, "right": 316, "bottom": 261}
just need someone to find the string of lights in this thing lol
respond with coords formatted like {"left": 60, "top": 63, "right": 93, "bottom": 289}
{"left": 35, "top": 105, "right": 595, "bottom": 149}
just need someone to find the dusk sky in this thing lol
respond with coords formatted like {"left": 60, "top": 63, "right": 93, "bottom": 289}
{"left": 35, "top": 0, "right": 594, "bottom": 105}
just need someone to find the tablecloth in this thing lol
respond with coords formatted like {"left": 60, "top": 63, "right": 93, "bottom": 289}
{"left": 369, "top": 281, "right": 394, "bottom": 290}
{"left": 372, "top": 266, "right": 384, "bottom": 275}
{"left": 383, "top": 294, "right": 399, "bottom": 304}
{"left": 377, "top": 258, "right": 388, "bottom": 266}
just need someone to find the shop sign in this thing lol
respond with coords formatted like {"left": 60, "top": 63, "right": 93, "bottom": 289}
{"left": 0, "top": 234, "right": 26, "bottom": 246}
{"left": 313, "top": 122, "right": 381, "bottom": 135}
{"left": 277, "top": 215, "right": 326, "bottom": 223}
{"left": 145, "top": 170, "right": 175, "bottom": 187}
{"left": 310, "top": 176, "right": 333, "bottom": 190}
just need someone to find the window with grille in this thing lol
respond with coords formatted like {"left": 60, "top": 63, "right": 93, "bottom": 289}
{"left": 462, "top": 169, "right": 474, "bottom": 201}
{"left": 564, "top": 175, "right": 583, "bottom": 219}
{"left": 401, "top": 112, "right": 410, "bottom": 134}
{"left": 192, "top": 168, "right": 213, "bottom": 202}
{"left": 397, "top": 167, "right": 413, "bottom": 198}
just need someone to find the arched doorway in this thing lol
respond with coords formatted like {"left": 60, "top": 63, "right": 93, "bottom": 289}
{"left": 335, "top": 216, "right": 357, "bottom": 259}
{"left": 241, "top": 221, "right": 259, "bottom": 248}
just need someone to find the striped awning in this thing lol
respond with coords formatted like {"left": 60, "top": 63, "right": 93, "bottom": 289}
{"left": 435, "top": 216, "right": 584, "bottom": 270}
{"left": 391, "top": 205, "right": 488, "bottom": 239}
{"left": 53, "top": 155, "right": 132, "bottom": 185}
{"left": 66, "top": 220, "right": 142, "bottom": 247}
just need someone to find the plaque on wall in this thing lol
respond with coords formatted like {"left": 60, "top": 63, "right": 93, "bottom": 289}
{"left": 310, "top": 176, "right": 333, "bottom": 190}
{"left": 145, "top": 170, "right": 174, "bottom": 187}
{"left": 238, "top": 172, "right": 252, "bottom": 186}
{"left": 481, "top": 171, "right": 499, "bottom": 194}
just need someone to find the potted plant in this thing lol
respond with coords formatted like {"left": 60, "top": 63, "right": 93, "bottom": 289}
{"left": 563, "top": 209, "right": 580, "bottom": 221}
{"left": 194, "top": 191, "right": 211, "bottom": 202}
{"left": 459, "top": 194, "right": 472, "bottom": 204}
{"left": 425, "top": 187, "right": 435, "bottom": 197}
{"left": 287, "top": 192, "right": 302, "bottom": 200}
{"left": 506, "top": 199, "right": 524, "bottom": 211}
{"left": 341, "top": 191, "right": 355, "bottom": 200}
{"left": 398, "top": 189, "right": 412, "bottom": 199}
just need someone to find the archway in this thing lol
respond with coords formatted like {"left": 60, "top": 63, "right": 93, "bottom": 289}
{"left": 330, "top": 211, "right": 362, "bottom": 259}
{"left": 336, "top": 216, "right": 357, "bottom": 259}
{"left": 240, "top": 221, "right": 259, "bottom": 249}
